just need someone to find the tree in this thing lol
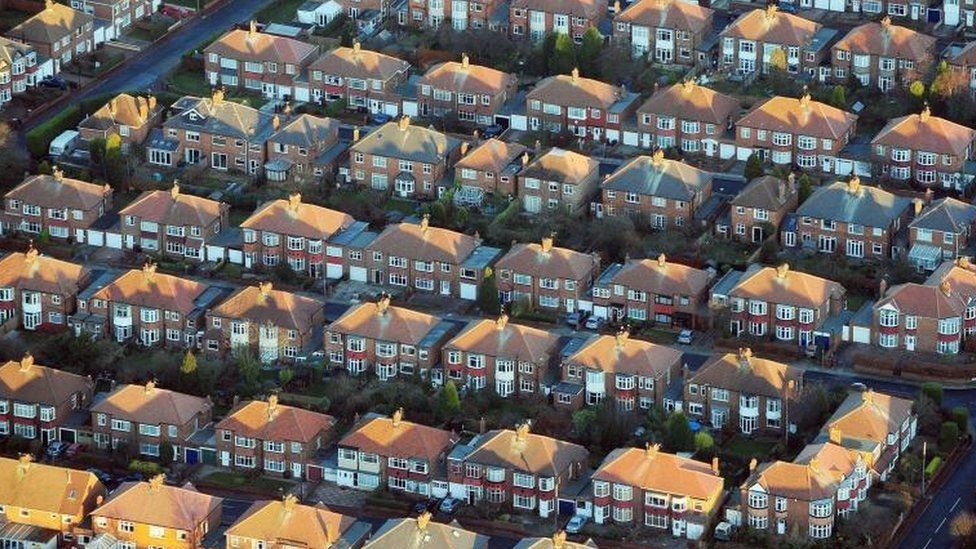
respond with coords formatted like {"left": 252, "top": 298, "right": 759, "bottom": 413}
{"left": 830, "top": 85, "right": 847, "bottom": 109}
{"left": 940, "top": 421, "right": 960, "bottom": 452}
{"left": 577, "top": 27, "right": 603, "bottom": 77}
{"left": 797, "top": 173, "right": 813, "bottom": 204}
{"left": 921, "top": 382, "right": 944, "bottom": 407}
{"left": 951, "top": 511, "right": 976, "bottom": 545}
{"left": 437, "top": 381, "right": 461, "bottom": 418}
{"left": 909, "top": 80, "right": 926, "bottom": 100}
{"left": 236, "top": 350, "right": 261, "bottom": 397}
{"left": 952, "top": 406, "right": 970, "bottom": 436}
{"left": 0, "top": 123, "right": 27, "bottom": 187}
{"left": 744, "top": 152, "right": 764, "bottom": 180}
{"left": 694, "top": 432, "right": 714, "bottom": 452}
{"left": 36, "top": 160, "right": 53, "bottom": 175}
{"left": 664, "top": 412, "right": 695, "bottom": 452}
{"left": 477, "top": 267, "right": 500, "bottom": 315}
{"left": 104, "top": 134, "right": 125, "bottom": 187}
{"left": 180, "top": 350, "right": 197, "bottom": 375}
{"left": 549, "top": 33, "right": 577, "bottom": 76}
{"left": 278, "top": 368, "right": 295, "bottom": 389}
{"left": 769, "top": 47, "right": 787, "bottom": 71}
{"left": 572, "top": 408, "right": 598, "bottom": 436}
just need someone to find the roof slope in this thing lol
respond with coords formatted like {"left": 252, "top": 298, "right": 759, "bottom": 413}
{"left": 729, "top": 263, "right": 844, "bottom": 308}
{"left": 90, "top": 265, "right": 210, "bottom": 314}
{"left": 834, "top": 19, "right": 936, "bottom": 60}
{"left": 872, "top": 107, "right": 976, "bottom": 156}
{"left": 309, "top": 44, "right": 409, "bottom": 80}
{"left": 909, "top": 197, "right": 976, "bottom": 234}
{"left": 617, "top": 0, "right": 713, "bottom": 32}
{"left": 204, "top": 28, "right": 317, "bottom": 65}
{"left": 91, "top": 382, "right": 211, "bottom": 426}
{"left": 796, "top": 178, "right": 911, "bottom": 227}
{"left": 0, "top": 456, "right": 102, "bottom": 517}
{"left": 216, "top": 396, "right": 335, "bottom": 443}
{"left": 689, "top": 349, "right": 803, "bottom": 398}
{"left": 241, "top": 194, "right": 353, "bottom": 240}
{"left": 0, "top": 247, "right": 88, "bottom": 296}
{"left": 593, "top": 446, "right": 723, "bottom": 500}
{"left": 566, "top": 332, "right": 682, "bottom": 377}
{"left": 209, "top": 283, "right": 323, "bottom": 333}
{"left": 419, "top": 57, "right": 516, "bottom": 96}
{"left": 602, "top": 153, "right": 711, "bottom": 200}
{"left": 93, "top": 479, "right": 222, "bottom": 531}
{"left": 368, "top": 218, "right": 479, "bottom": 264}
{"left": 722, "top": 5, "right": 820, "bottom": 44}
{"left": 350, "top": 119, "right": 459, "bottom": 163}
{"left": 328, "top": 299, "right": 442, "bottom": 345}
{"left": 226, "top": 498, "right": 354, "bottom": 548}
{"left": 446, "top": 316, "right": 560, "bottom": 364}
{"left": 738, "top": 94, "right": 856, "bottom": 139}
{"left": 465, "top": 427, "right": 589, "bottom": 476}
{"left": 520, "top": 148, "right": 598, "bottom": 184}
{"left": 0, "top": 353, "right": 92, "bottom": 406}
{"left": 6, "top": 172, "right": 110, "bottom": 211}
{"left": 119, "top": 186, "right": 224, "bottom": 228}
{"left": 339, "top": 413, "right": 458, "bottom": 465}
{"left": 527, "top": 72, "right": 623, "bottom": 109}
{"left": 610, "top": 255, "right": 711, "bottom": 297}
{"left": 496, "top": 240, "right": 598, "bottom": 280}
{"left": 638, "top": 81, "right": 738, "bottom": 126}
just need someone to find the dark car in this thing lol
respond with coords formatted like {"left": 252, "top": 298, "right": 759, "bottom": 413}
{"left": 118, "top": 472, "right": 145, "bottom": 483}
{"left": 439, "top": 497, "right": 461, "bottom": 514}
{"left": 412, "top": 499, "right": 439, "bottom": 515}
{"left": 371, "top": 112, "right": 392, "bottom": 125}
{"left": 39, "top": 76, "right": 68, "bottom": 90}
{"left": 482, "top": 124, "right": 504, "bottom": 138}
{"left": 86, "top": 468, "right": 114, "bottom": 485}
{"left": 45, "top": 441, "right": 70, "bottom": 458}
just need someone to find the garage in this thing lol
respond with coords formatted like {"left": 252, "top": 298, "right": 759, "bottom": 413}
{"left": 326, "top": 262, "right": 343, "bottom": 279}
{"left": 350, "top": 266, "right": 367, "bottom": 282}
{"left": 459, "top": 283, "right": 477, "bottom": 300}
{"left": 106, "top": 232, "right": 123, "bottom": 249}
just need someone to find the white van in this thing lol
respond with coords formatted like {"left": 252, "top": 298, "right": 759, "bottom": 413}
{"left": 49, "top": 130, "right": 80, "bottom": 158}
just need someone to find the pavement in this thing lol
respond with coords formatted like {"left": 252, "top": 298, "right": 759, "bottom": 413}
{"left": 23, "top": 0, "right": 275, "bottom": 131}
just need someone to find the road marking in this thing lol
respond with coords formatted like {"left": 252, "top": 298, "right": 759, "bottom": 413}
{"left": 922, "top": 538, "right": 932, "bottom": 549}
{"left": 936, "top": 517, "right": 948, "bottom": 533}
{"left": 951, "top": 497, "right": 962, "bottom": 513}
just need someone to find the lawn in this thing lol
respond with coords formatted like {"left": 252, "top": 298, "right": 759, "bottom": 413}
{"left": 723, "top": 435, "right": 778, "bottom": 461}
{"left": 254, "top": 0, "right": 305, "bottom": 24}
{"left": 199, "top": 471, "right": 294, "bottom": 495}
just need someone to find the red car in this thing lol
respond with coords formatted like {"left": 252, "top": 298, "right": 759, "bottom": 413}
{"left": 65, "top": 443, "right": 87, "bottom": 457}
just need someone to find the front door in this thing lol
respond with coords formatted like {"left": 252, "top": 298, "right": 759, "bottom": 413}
{"left": 220, "top": 451, "right": 230, "bottom": 467}
{"left": 906, "top": 335, "right": 916, "bottom": 351}
{"left": 372, "top": 270, "right": 383, "bottom": 284}
{"left": 752, "top": 226, "right": 764, "bottom": 243}
{"left": 292, "top": 462, "right": 303, "bottom": 479}
{"left": 440, "top": 281, "right": 451, "bottom": 296}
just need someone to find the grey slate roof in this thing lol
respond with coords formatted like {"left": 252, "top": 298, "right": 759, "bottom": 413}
{"left": 164, "top": 96, "right": 276, "bottom": 143}
{"left": 909, "top": 197, "right": 976, "bottom": 234}
{"left": 269, "top": 113, "right": 339, "bottom": 147}
{"left": 796, "top": 180, "right": 911, "bottom": 228}
{"left": 349, "top": 120, "right": 459, "bottom": 163}
{"left": 601, "top": 156, "right": 712, "bottom": 201}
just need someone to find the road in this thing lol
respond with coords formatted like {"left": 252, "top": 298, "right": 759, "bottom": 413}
{"left": 24, "top": 0, "right": 274, "bottom": 131}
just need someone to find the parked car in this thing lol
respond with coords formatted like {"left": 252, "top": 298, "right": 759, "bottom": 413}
{"left": 370, "top": 112, "right": 392, "bottom": 125}
{"left": 45, "top": 441, "right": 70, "bottom": 458}
{"left": 86, "top": 468, "right": 114, "bottom": 485}
{"left": 565, "top": 515, "right": 587, "bottom": 534}
{"left": 566, "top": 312, "right": 584, "bottom": 328}
{"left": 677, "top": 329, "right": 694, "bottom": 344}
{"left": 412, "top": 499, "right": 439, "bottom": 515}
{"left": 482, "top": 124, "right": 504, "bottom": 138}
{"left": 65, "top": 443, "right": 87, "bottom": 457}
{"left": 584, "top": 316, "right": 602, "bottom": 330}
{"left": 118, "top": 472, "right": 145, "bottom": 483}
{"left": 439, "top": 497, "right": 461, "bottom": 514}
{"left": 714, "top": 521, "right": 735, "bottom": 541}
{"left": 40, "top": 75, "right": 68, "bottom": 90}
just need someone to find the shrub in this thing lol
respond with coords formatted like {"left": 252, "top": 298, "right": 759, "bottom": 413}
{"left": 952, "top": 406, "right": 970, "bottom": 435}
{"left": 940, "top": 421, "right": 960, "bottom": 452}
{"left": 925, "top": 456, "right": 942, "bottom": 478}
{"left": 129, "top": 459, "right": 164, "bottom": 476}
{"left": 921, "top": 382, "right": 944, "bottom": 407}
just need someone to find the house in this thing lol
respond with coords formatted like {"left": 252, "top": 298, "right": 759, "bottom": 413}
{"left": 78, "top": 93, "right": 163, "bottom": 151}
{"left": 735, "top": 93, "right": 857, "bottom": 170}
{"left": 556, "top": 330, "right": 681, "bottom": 411}
{"left": 365, "top": 514, "right": 489, "bottom": 549}
{"left": 347, "top": 117, "right": 461, "bottom": 199}
{"left": 454, "top": 138, "right": 527, "bottom": 205}
{"left": 119, "top": 183, "right": 229, "bottom": 262}
{"left": 264, "top": 113, "right": 344, "bottom": 183}
{"left": 590, "top": 444, "right": 723, "bottom": 539}
{"left": 509, "top": 0, "right": 608, "bottom": 42}
{"left": 684, "top": 348, "right": 803, "bottom": 435}
{"left": 204, "top": 282, "right": 325, "bottom": 363}
{"left": 590, "top": 254, "right": 711, "bottom": 328}
{"left": 91, "top": 475, "right": 222, "bottom": 549}
{"left": 719, "top": 6, "right": 823, "bottom": 76}
{"left": 7, "top": 1, "right": 94, "bottom": 73}
{"left": 781, "top": 177, "right": 912, "bottom": 259}
{"left": 726, "top": 175, "right": 798, "bottom": 243}
{"left": 307, "top": 42, "right": 410, "bottom": 114}
{"left": 447, "top": 423, "right": 588, "bottom": 518}
{"left": 525, "top": 69, "right": 640, "bottom": 142}
{"left": 0, "top": 245, "right": 90, "bottom": 331}
{"left": 326, "top": 296, "right": 457, "bottom": 380}
{"left": 240, "top": 193, "right": 356, "bottom": 277}
{"left": 612, "top": 0, "right": 714, "bottom": 65}
{"left": 870, "top": 106, "right": 976, "bottom": 190}
{"left": 724, "top": 263, "right": 846, "bottom": 347}
{"left": 515, "top": 533, "right": 598, "bottom": 549}
{"left": 600, "top": 150, "right": 713, "bottom": 230}
{"left": 929, "top": 257, "right": 976, "bottom": 340}
{"left": 518, "top": 147, "right": 600, "bottom": 214}
{"left": 0, "top": 353, "right": 92, "bottom": 444}
{"left": 146, "top": 90, "right": 278, "bottom": 175}
{"left": 215, "top": 395, "right": 335, "bottom": 479}
{"left": 226, "top": 495, "right": 364, "bottom": 549}
{"left": 948, "top": 41, "right": 976, "bottom": 97}
{"left": 69, "top": 263, "right": 225, "bottom": 347}
{"left": 0, "top": 455, "right": 105, "bottom": 546}
{"left": 417, "top": 54, "right": 517, "bottom": 125}
{"left": 831, "top": 18, "right": 935, "bottom": 92}
{"left": 204, "top": 23, "right": 319, "bottom": 101}
{"left": 0, "top": 37, "right": 39, "bottom": 107}
{"left": 90, "top": 381, "right": 213, "bottom": 461}
{"left": 337, "top": 409, "right": 458, "bottom": 496}
{"left": 908, "top": 198, "right": 976, "bottom": 270}
{"left": 820, "top": 388, "right": 916, "bottom": 481}
{"left": 362, "top": 216, "right": 501, "bottom": 300}
{"left": 2, "top": 168, "right": 113, "bottom": 241}
{"left": 495, "top": 236, "right": 601, "bottom": 313}
{"left": 441, "top": 313, "right": 561, "bottom": 396}
{"left": 406, "top": 0, "right": 506, "bottom": 29}
{"left": 70, "top": 0, "right": 156, "bottom": 38}
{"left": 635, "top": 80, "right": 738, "bottom": 154}
{"left": 872, "top": 280, "right": 967, "bottom": 354}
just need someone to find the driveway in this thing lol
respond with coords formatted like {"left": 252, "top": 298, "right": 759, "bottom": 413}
{"left": 24, "top": 0, "right": 275, "bottom": 131}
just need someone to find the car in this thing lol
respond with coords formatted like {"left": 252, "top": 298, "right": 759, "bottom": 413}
{"left": 45, "top": 441, "right": 70, "bottom": 458}
{"left": 714, "top": 521, "right": 735, "bottom": 541}
{"left": 677, "top": 329, "right": 694, "bottom": 344}
{"left": 65, "top": 443, "right": 87, "bottom": 457}
{"left": 412, "top": 499, "right": 439, "bottom": 515}
{"left": 482, "top": 124, "right": 504, "bottom": 138}
{"left": 566, "top": 312, "right": 584, "bottom": 328}
{"left": 370, "top": 112, "right": 392, "bottom": 125}
{"left": 40, "top": 76, "right": 68, "bottom": 90}
{"left": 86, "top": 468, "right": 114, "bottom": 485}
{"left": 584, "top": 316, "right": 602, "bottom": 330}
{"left": 118, "top": 472, "right": 145, "bottom": 483}
{"left": 565, "top": 515, "right": 587, "bottom": 534}
{"left": 777, "top": 1, "right": 798, "bottom": 12}
{"left": 439, "top": 497, "right": 461, "bottom": 514}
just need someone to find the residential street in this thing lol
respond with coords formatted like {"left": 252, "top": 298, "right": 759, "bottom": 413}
{"left": 24, "top": 0, "right": 274, "bottom": 131}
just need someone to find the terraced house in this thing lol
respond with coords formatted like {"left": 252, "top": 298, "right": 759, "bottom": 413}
{"left": 590, "top": 444, "right": 724, "bottom": 540}
{"left": 264, "top": 113, "right": 344, "bottom": 182}
{"left": 2, "top": 168, "right": 113, "bottom": 242}
{"left": 240, "top": 193, "right": 356, "bottom": 277}
{"left": 724, "top": 175, "right": 798, "bottom": 243}
{"left": 454, "top": 138, "right": 528, "bottom": 204}
{"left": 7, "top": 0, "right": 94, "bottom": 73}
{"left": 781, "top": 177, "right": 911, "bottom": 259}
{"left": 684, "top": 349, "right": 803, "bottom": 434}
{"left": 518, "top": 147, "right": 600, "bottom": 214}
{"left": 719, "top": 5, "right": 823, "bottom": 76}
{"left": 337, "top": 409, "right": 458, "bottom": 496}
{"left": 69, "top": 263, "right": 226, "bottom": 346}
{"left": 204, "top": 282, "right": 324, "bottom": 362}
{"left": 308, "top": 42, "right": 410, "bottom": 114}
{"left": 441, "top": 313, "right": 561, "bottom": 395}
{"left": 78, "top": 93, "right": 163, "bottom": 151}
{"left": 119, "top": 183, "right": 229, "bottom": 262}
{"left": 635, "top": 80, "right": 738, "bottom": 154}
{"left": 0, "top": 37, "right": 38, "bottom": 106}
{"left": 871, "top": 106, "right": 976, "bottom": 190}
{"left": 556, "top": 330, "right": 682, "bottom": 411}
{"left": 205, "top": 23, "right": 319, "bottom": 100}
{"left": 348, "top": 117, "right": 461, "bottom": 199}
{"left": 600, "top": 150, "right": 713, "bottom": 229}
{"left": 724, "top": 263, "right": 846, "bottom": 346}
{"left": 495, "top": 236, "right": 600, "bottom": 313}
{"left": 908, "top": 198, "right": 976, "bottom": 270}
{"left": 90, "top": 381, "right": 213, "bottom": 460}
{"left": 147, "top": 90, "right": 277, "bottom": 174}
{"left": 735, "top": 93, "right": 857, "bottom": 171}
{"left": 417, "top": 54, "right": 517, "bottom": 125}
{"left": 509, "top": 0, "right": 608, "bottom": 41}
{"left": 590, "top": 254, "right": 712, "bottom": 328}
{"left": 0, "top": 353, "right": 93, "bottom": 443}
{"left": 326, "top": 296, "right": 457, "bottom": 379}
{"left": 831, "top": 18, "right": 935, "bottom": 92}
{"left": 0, "top": 245, "right": 90, "bottom": 331}
{"left": 447, "top": 423, "right": 588, "bottom": 518}
{"left": 612, "top": 0, "right": 714, "bottom": 65}
{"left": 525, "top": 69, "right": 640, "bottom": 142}
{"left": 216, "top": 395, "right": 335, "bottom": 478}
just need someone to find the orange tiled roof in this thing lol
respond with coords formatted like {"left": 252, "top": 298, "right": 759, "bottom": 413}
{"left": 520, "top": 148, "right": 599, "bottom": 184}
{"left": 0, "top": 247, "right": 88, "bottom": 297}
{"left": 92, "top": 478, "right": 221, "bottom": 531}
{"left": 90, "top": 264, "right": 211, "bottom": 315}
{"left": 609, "top": 255, "right": 711, "bottom": 298}
{"left": 638, "top": 80, "right": 739, "bottom": 126}
{"left": 79, "top": 93, "right": 160, "bottom": 132}
{"left": 339, "top": 412, "right": 458, "bottom": 465}
{"left": 419, "top": 56, "right": 516, "bottom": 97}
{"left": 446, "top": 316, "right": 560, "bottom": 364}
{"left": 617, "top": 0, "right": 713, "bottom": 33}
{"left": 730, "top": 263, "right": 844, "bottom": 308}
{"left": 834, "top": 19, "right": 936, "bottom": 61}
{"left": 0, "top": 353, "right": 92, "bottom": 407}
{"left": 216, "top": 396, "right": 334, "bottom": 443}
{"left": 208, "top": 283, "right": 323, "bottom": 334}
{"left": 527, "top": 72, "right": 624, "bottom": 109}
{"left": 368, "top": 218, "right": 480, "bottom": 264}
{"left": 119, "top": 185, "right": 224, "bottom": 229}
{"left": 876, "top": 281, "right": 967, "bottom": 320}
{"left": 204, "top": 28, "right": 318, "bottom": 66}
{"left": 566, "top": 332, "right": 681, "bottom": 377}
{"left": 689, "top": 349, "right": 803, "bottom": 398}
{"left": 496, "top": 239, "right": 598, "bottom": 280}
{"left": 241, "top": 194, "right": 354, "bottom": 241}
{"left": 6, "top": 172, "right": 110, "bottom": 211}
{"left": 455, "top": 138, "right": 527, "bottom": 173}
{"left": 226, "top": 497, "right": 354, "bottom": 547}
{"left": 465, "top": 425, "right": 588, "bottom": 476}
{"left": 872, "top": 107, "right": 976, "bottom": 156}
{"left": 328, "top": 298, "right": 442, "bottom": 346}
{"left": 91, "top": 382, "right": 211, "bottom": 427}
{"left": 721, "top": 5, "right": 820, "bottom": 45}
{"left": 593, "top": 445, "right": 723, "bottom": 500}
{"left": 823, "top": 389, "right": 914, "bottom": 446}
{"left": 309, "top": 43, "right": 409, "bottom": 81}
{"left": 737, "top": 94, "right": 857, "bottom": 140}
{"left": 0, "top": 456, "right": 103, "bottom": 518}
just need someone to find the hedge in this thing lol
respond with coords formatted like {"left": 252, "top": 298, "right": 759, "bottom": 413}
{"left": 924, "top": 456, "right": 942, "bottom": 477}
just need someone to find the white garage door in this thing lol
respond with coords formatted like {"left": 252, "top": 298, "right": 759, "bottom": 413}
{"left": 86, "top": 230, "right": 104, "bottom": 247}
{"left": 326, "top": 262, "right": 343, "bottom": 279}
{"left": 350, "top": 266, "right": 367, "bottom": 282}
{"left": 105, "top": 232, "right": 123, "bottom": 250}
{"left": 459, "top": 283, "right": 477, "bottom": 300}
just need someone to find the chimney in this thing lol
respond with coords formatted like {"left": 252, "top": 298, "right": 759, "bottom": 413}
{"left": 552, "top": 531, "right": 567, "bottom": 549}
{"left": 613, "top": 0, "right": 620, "bottom": 12}
{"left": 958, "top": 256, "right": 972, "bottom": 270}
{"left": 615, "top": 327, "right": 629, "bottom": 348}
{"left": 749, "top": 458, "right": 757, "bottom": 472}
{"left": 352, "top": 40, "right": 361, "bottom": 54}
{"left": 657, "top": 253, "right": 666, "bottom": 268}
{"left": 540, "top": 235, "right": 554, "bottom": 252}
{"left": 267, "top": 393, "right": 279, "bottom": 421}
{"left": 515, "top": 421, "right": 530, "bottom": 441}
{"left": 496, "top": 313, "right": 508, "bottom": 330}
{"left": 764, "top": 2, "right": 777, "bottom": 19}
{"left": 460, "top": 141, "right": 469, "bottom": 155}
{"left": 913, "top": 198, "right": 923, "bottom": 217}
{"left": 681, "top": 79, "right": 694, "bottom": 94}
{"left": 44, "top": 0, "right": 53, "bottom": 10}
{"left": 570, "top": 67, "right": 579, "bottom": 83}
{"left": 919, "top": 103, "right": 931, "bottom": 123}
{"left": 352, "top": 126, "right": 360, "bottom": 142}
{"left": 776, "top": 263, "right": 789, "bottom": 279}
{"left": 737, "top": 347, "right": 753, "bottom": 369}
{"left": 847, "top": 175, "right": 860, "bottom": 195}
{"left": 18, "top": 352, "right": 33, "bottom": 372}
{"left": 52, "top": 165, "right": 63, "bottom": 182}
{"left": 283, "top": 493, "right": 298, "bottom": 512}
{"left": 799, "top": 92, "right": 811, "bottom": 111}
{"left": 108, "top": 97, "right": 117, "bottom": 116}
{"left": 24, "top": 244, "right": 38, "bottom": 265}
{"left": 828, "top": 425, "right": 842, "bottom": 445}
{"left": 148, "top": 474, "right": 164, "bottom": 491}
{"left": 881, "top": 15, "right": 892, "bottom": 31}
{"left": 376, "top": 294, "right": 391, "bottom": 314}
{"left": 287, "top": 192, "right": 301, "bottom": 212}
{"left": 808, "top": 457, "right": 820, "bottom": 472}
{"left": 644, "top": 442, "right": 660, "bottom": 458}
{"left": 522, "top": 152, "right": 530, "bottom": 166}
{"left": 16, "top": 454, "right": 32, "bottom": 479}
{"left": 417, "top": 511, "right": 432, "bottom": 532}
{"left": 479, "top": 416, "right": 486, "bottom": 434}
{"left": 398, "top": 115, "right": 410, "bottom": 131}
{"left": 138, "top": 98, "right": 148, "bottom": 122}
{"left": 461, "top": 52, "right": 469, "bottom": 68}
{"left": 941, "top": 279, "right": 952, "bottom": 297}
{"left": 879, "top": 278, "right": 888, "bottom": 298}
{"left": 148, "top": 95, "right": 157, "bottom": 111}
{"left": 142, "top": 262, "right": 157, "bottom": 283}
{"left": 651, "top": 148, "right": 665, "bottom": 167}
{"left": 419, "top": 213, "right": 430, "bottom": 233}
{"left": 925, "top": 187, "right": 934, "bottom": 204}
{"left": 212, "top": 87, "right": 225, "bottom": 105}
{"left": 392, "top": 407, "right": 404, "bottom": 427}
{"left": 144, "top": 380, "right": 156, "bottom": 394}
{"left": 171, "top": 180, "right": 180, "bottom": 200}
{"left": 258, "top": 281, "right": 272, "bottom": 299}
{"left": 777, "top": 180, "right": 786, "bottom": 204}
{"left": 711, "top": 456, "right": 720, "bottom": 475}
{"left": 272, "top": 115, "right": 280, "bottom": 131}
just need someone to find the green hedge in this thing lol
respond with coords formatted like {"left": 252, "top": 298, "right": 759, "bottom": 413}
{"left": 925, "top": 456, "right": 942, "bottom": 477}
